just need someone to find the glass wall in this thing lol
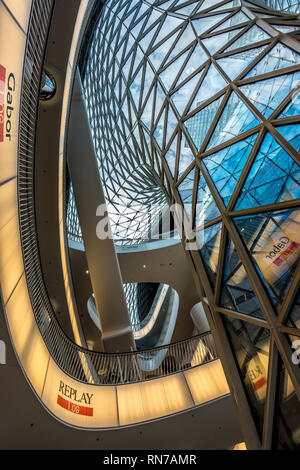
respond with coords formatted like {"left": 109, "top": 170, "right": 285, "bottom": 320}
{"left": 76, "top": 0, "right": 300, "bottom": 447}
{"left": 223, "top": 316, "right": 270, "bottom": 437}
{"left": 273, "top": 357, "right": 300, "bottom": 449}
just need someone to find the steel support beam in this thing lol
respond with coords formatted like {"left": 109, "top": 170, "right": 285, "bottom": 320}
{"left": 67, "top": 71, "right": 135, "bottom": 352}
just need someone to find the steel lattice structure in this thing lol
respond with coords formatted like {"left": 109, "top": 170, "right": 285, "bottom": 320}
{"left": 70, "top": 0, "right": 300, "bottom": 449}
{"left": 262, "top": 0, "right": 300, "bottom": 12}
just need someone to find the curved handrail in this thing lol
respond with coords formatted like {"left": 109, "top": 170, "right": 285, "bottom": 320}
{"left": 46, "top": 317, "right": 217, "bottom": 384}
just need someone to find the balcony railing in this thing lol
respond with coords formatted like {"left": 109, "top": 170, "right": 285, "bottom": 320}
{"left": 43, "top": 316, "right": 217, "bottom": 384}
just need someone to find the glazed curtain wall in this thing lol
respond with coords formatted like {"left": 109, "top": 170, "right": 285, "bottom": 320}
{"left": 81, "top": 0, "right": 300, "bottom": 448}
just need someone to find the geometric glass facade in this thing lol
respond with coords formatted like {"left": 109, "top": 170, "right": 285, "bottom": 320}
{"left": 223, "top": 316, "right": 271, "bottom": 438}
{"left": 273, "top": 356, "right": 300, "bottom": 449}
{"left": 78, "top": 0, "right": 300, "bottom": 448}
{"left": 262, "top": 0, "right": 300, "bottom": 13}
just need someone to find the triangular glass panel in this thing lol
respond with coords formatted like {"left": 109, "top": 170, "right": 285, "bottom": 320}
{"left": 207, "top": 91, "right": 259, "bottom": 150}
{"left": 128, "top": 95, "right": 137, "bottom": 123}
{"left": 159, "top": 0, "right": 177, "bottom": 10}
{"left": 240, "top": 71, "right": 300, "bottom": 119}
{"left": 141, "top": 127, "right": 152, "bottom": 159}
{"left": 234, "top": 208, "right": 300, "bottom": 313}
{"left": 165, "top": 105, "right": 178, "bottom": 147}
{"left": 273, "top": 24, "right": 300, "bottom": 33}
{"left": 204, "top": 133, "right": 258, "bottom": 206}
{"left": 202, "top": 27, "right": 244, "bottom": 55}
{"left": 149, "top": 30, "right": 179, "bottom": 70}
{"left": 213, "top": 11, "right": 249, "bottom": 32}
{"left": 167, "top": 23, "right": 196, "bottom": 63}
{"left": 178, "top": 136, "right": 195, "bottom": 180}
{"left": 118, "top": 22, "right": 128, "bottom": 44}
{"left": 120, "top": 75, "right": 127, "bottom": 100}
{"left": 286, "top": 288, "right": 300, "bottom": 330}
{"left": 276, "top": 124, "right": 300, "bottom": 153}
{"left": 175, "top": 1, "right": 199, "bottom": 16}
{"left": 123, "top": 30, "right": 135, "bottom": 58}
{"left": 113, "top": 74, "right": 121, "bottom": 101}
{"left": 116, "top": 37, "right": 127, "bottom": 65}
{"left": 164, "top": 134, "right": 178, "bottom": 178}
{"left": 246, "top": 43, "right": 300, "bottom": 78}
{"left": 152, "top": 153, "right": 161, "bottom": 179}
{"left": 153, "top": 109, "right": 165, "bottom": 149}
{"left": 195, "top": 221, "right": 222, "bottom": 286}
{"left": 176, "top": 43, "right": 208, "bottom": 86}
{"left": 192, "top": 13, "right": 229, "bottom": 36}
{"left": 275, "top": 354, "right": 300, "bottom": 447}
{"left": 144, "top": 8, "right": 162, "bottom": 32}
{"left": 129, "top": 66, "right": 143, "bottom": 108}
{"left": 123, "top": 8, "right": 137, "bottom": 30}
{"left": 141, "top": 86, "right": 154, "bottom": 129}
{"left": 185, "top": 95, "right": 224, "bottom": 151}
{"left": 152, "top": 15, "right": 183, "bottom": 48}
{"left": 130, "top": 14, "right": 147, "bottom": 39}
{"left": 177, "top": 167, "right": 195, "bottom": 217}
{"left": 109, "top": 25, "right": 120, "bottom": 52}
{"left": 133, "top": 1, "right": 149, "bottom": 25}
{"left": 141, "top": 63, "right": 155, "bottom": 105}
{"left": 116, "top": 1, "right": 128, "bottom": 19}
{"left": 130, "top": 45, "right": 144, "bottom": 78}
{"left": 220, "top": 234, "right": 265, "bottom": 319}
{"left": 194, "top": 171, "right": 220, "bottom": 227}
{"left": 139, "top": 25, "right": 160, "bottom": 52}
{"left": 236, "top": 132, "right": 300, "bottom": 210}
{"left": 121, "top": 95, "right": 130, "bottom": 122}
{"left": 189, "top": 64, "right": 227, "bottom": 111}
{"left": 257, "top": 12, "right": 279, "bottom": 18}
{"left": 154, "top": 82, "right": 166, "bottom": 122}
{"left": 225, "top": 25, "right": 270, "bottom": 53}
{"left": 197, "top": 0, "right": 223, "bottom": 12}
{"left": 222, "top": 314, "right": 270, "bottom": 438}
{"left": 216, "top": 46, "right": 265, "bottom": 80}
{"left": 278, "top": 88, "right": 300, "bottom": 118}
{"left": 122, "top": 50, "right": 133, "bottom": 80}
{"left": 171, "top": 72, "right": 203, "bottom": 116}
{"left": 210, "top": 1, "right": 238, "bottom": 12}
{"left": 160, "top": 48, "right": 190, "bottom": 90}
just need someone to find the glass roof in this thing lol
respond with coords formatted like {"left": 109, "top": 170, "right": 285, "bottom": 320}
{"left": 67, "top": 0, "right": 300, "bottom": 258}
{"left": 259, "top": 0, "right": 300, "bottom": 12}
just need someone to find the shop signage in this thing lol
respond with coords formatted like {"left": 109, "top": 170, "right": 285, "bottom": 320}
{"left": 265, "top": 236, "right": 299, "bottom": 265}
{"left": 0, "top": 65, "right": 5, "bottom": 142}
{"left": 57, "top": 380, "right": 93, "bottom": 416}
{"left": 0, "top": 64, "right": 15, "bottom": 143}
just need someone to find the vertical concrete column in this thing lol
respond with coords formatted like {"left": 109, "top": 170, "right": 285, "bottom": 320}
{"left": 67, "top": 70, "right": 135, "bottom": 352}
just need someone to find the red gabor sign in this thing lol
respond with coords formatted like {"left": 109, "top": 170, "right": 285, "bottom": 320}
{"left": 0, "top": 65, "right": 5, "bottom": 142}
{"left": 0, "top": 65, "right": 15, "bottom": 143}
